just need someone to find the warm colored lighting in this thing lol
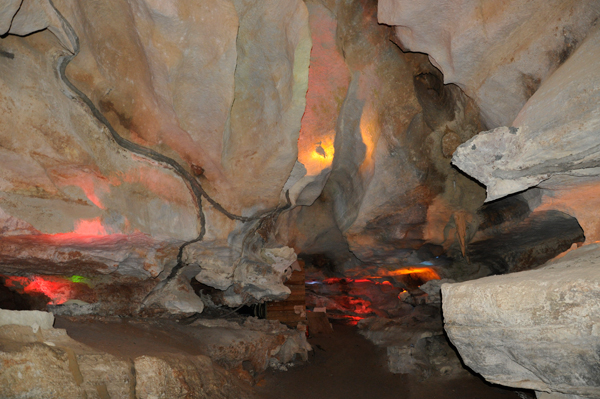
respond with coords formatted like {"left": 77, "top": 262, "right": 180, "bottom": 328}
{"left": 343, "top": 315, "right": 365, "bottom": 325}
{"left": 4, "top": 276, "right": 76, "bottom": 305}
{"left": 73, "top": 217, "right": 108, "bottom": 236}
{"left": 372, "top": 267, "right": 440, "bottom": 280}
{"left": 300, "top": 136, "right": 336, "bottom": 175}
{"left": 358, "top": 104, "right": 377, "bottom": 170}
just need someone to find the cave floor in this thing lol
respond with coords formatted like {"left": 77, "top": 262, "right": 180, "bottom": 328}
{"left": 53, "top": 316, "right": 528, "bottom": 399}
{"left": 255, "top": 322, "right": 526, "bottom": 399}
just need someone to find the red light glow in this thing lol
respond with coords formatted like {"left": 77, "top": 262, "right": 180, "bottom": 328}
{"left": 2, "top": 275, "right": 94, "bottom": 305}
{"left": 73, "top": 217, "right": 108, "bottom": 236}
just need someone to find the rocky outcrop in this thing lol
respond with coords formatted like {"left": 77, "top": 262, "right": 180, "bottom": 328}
{"left": 0, "top": 309, "right": 312, "bottom": 397}
{"left": 378, "top": 0, "right": 600, "bottom": 129}
{"left": 0, "top": 315, "right": 255, "bottom": 398}
{"left": 466, "top": 210, "right": 585, "bottom": 275}
{"left": 449, "top": 19, "right": 600, "bottom": 245}
{"left": 0, "top": 0, "right": 311, "bottom": 310}
{"left": 442, "top": 244, "right": 600, "bottom": 398}
{"left": 278, "top": 0, "right": 485, "bottom": 272}
{"left": 452, "top": 23, "right": 600, "bottom": 203}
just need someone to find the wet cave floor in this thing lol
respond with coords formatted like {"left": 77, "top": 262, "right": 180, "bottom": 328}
{"left": 256, "top": 322, "right": 526, "bottom": 399}
{"left": 53, "top": 317, "right": 528, "bottom": 399}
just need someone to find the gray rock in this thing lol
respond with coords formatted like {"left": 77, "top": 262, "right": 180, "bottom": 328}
{"left": 452, "top": 25, "right": 600, "bottom": 202}
{"left": 379, "top": 0, "right": 600, "bottom": 129}
{"left": 0, "top": 309, "right": 54, "bottom": 330}
{"left": 143, "top": 270, "right": 205, "bottom": 316}
{"left": 442, "top": 244, "right": 600, "bottom": 397}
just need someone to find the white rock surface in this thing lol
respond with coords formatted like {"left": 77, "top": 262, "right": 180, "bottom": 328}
{"left": 0, "top": 309, "right": 54, "bottom": 330}
{"left": 453, "top": 24, "right": 600, "bottom": 202}
{"left": 0, "top": 0, "right": 311, "bottom": 309}
{"left": 442, "top": 244, "right": 600, "bottom": 397}
{"left": 378, "top": 0, "right": 600, "bottom": 128}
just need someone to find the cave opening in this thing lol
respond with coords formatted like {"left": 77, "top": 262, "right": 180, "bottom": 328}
{"left": 0, "top": 0, "right": 598, "bottom": 398}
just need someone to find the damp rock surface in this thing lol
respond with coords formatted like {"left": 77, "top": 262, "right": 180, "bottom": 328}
{"left": 442, "top": 244, "right": 600, "bottom": 397}
{"left": 0, "top": 313, "right": 316, "bottom": 398}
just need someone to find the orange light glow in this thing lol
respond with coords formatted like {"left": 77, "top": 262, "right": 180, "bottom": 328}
{"left": 73, "top": 217, "right": 108, "bottom": 236}
{"left": 386, "top": 267, "right": 440, "bottom": 280}
{"left": 299, "top": 135, "right": 336, "bottom": 176}
{"left": 358, "top": 104, "right": 377, "bottom": 170}
{"left": 374, "top": 267, "right": 440, "bottom": 280}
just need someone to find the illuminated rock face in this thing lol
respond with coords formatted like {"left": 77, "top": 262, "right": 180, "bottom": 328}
{"left": 442, "top": 245, "right": 600, "bottom": 398}
{"left": 280, "top": 0, "right": 485, "bottom": 269}
{"left": 0, "top": 0, "right": 310, "bottom": 308}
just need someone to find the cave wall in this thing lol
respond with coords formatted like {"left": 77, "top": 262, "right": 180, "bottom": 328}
{"left": 1, "top": 0, "right": 597, "bottom": 316}
{"left": 378, "top": 0, "right": 600, "bottom": 129}
{"left": 0, "top": 0, "right": 314, "bottom": 309}
{"left": 277, "top": 0, "right": 486, "bottom": 274}
{"left": 379, "top": 0, "right": 600, "bottom": 245}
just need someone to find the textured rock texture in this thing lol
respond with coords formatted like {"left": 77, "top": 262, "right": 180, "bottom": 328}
{"left": 453, "top": 23, "right": 600, "bottom": 199}
{"left": 442, "top": 244, "right": 600, "bottom": 397}
{"left": 278, "top": 0, "right": 485, "bottom": 271}
{"left": 134, "top": 355, "right": 254, "bottom": 399}
{"left": 379, "top": 0, "right": 600, "bottom": 129}
{"left": 189, "top": 317, "right": 311, "bottom": 372}
{"left": 358, "top": 306, "right": 466, "bottom": 377}
{"left": 466, "top": 210, "right": 585, "bottom": 275}
{"left": 0, "top": 0, "right": 311, "bottom": 309}
{"left": 0, "top": 313, "right": 315, "bottom": 397}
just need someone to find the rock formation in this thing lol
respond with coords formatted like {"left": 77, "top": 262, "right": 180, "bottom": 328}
{"left": 378, "top": 0, "right": 600, "bottom": 129}
{"left": 442, "top": 245, "right": 600, "bottom": 398}
{"left": 277, "top": 0, "right": 486, "bottom": 274}
{"left": 0, "top": 0, "right": 313, "bottom": 310}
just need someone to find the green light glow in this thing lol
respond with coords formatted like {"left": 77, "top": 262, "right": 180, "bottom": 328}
{"left": 68, "top": 275, "right": 89, "bottom": 284}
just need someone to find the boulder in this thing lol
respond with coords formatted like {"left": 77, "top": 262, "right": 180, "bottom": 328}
{"left": 442, "top": 244, "right": 600, "bottom": 397}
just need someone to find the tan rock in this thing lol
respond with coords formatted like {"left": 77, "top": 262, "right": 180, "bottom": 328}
{"left": 0, "top": 343, "right": 85, "bottom": 398}
{"left": 134, "top": 355, "right": 254, "bottom": 399}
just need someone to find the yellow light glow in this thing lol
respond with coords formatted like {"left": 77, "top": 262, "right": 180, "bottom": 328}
{"left": 359, "top": 104, "right": 377, "bottom": 170}
{"left": 299, "top": 135, "right": 335, "bottom": 175}
{"left": 367, "top": 267, "right": 441, "bottom": 281}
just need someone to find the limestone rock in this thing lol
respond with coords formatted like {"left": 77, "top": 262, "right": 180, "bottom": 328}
{"left": 453, "top": 24, "right": 600, "bottom": 202}
{"left": 0, "top": 317, "right": 257, "bottom": 398}
{"left": 466, "top": 210, "right": 585, "bottom": 274}
{"left": 281, "top": 0, "right": 484, "bottom": 270}
{"left": 358, "top": 309, "right": 466, "bottom": 377}
{"left": 76, "top": 353, "right": 134, "bottom": 399}
{"left": 419, "top": 279, "right": 455, "bottom": 305}
{"left": 379, "top": 0, "right": 600, "bottom": 129}
{"left": 0, "top": 343, "right": 85, "bottom": 398}
{"left": 0, "top": 0, "right": 312, "bottom": 310}
{"left": 442, "top": 244, "right": 600, "bottom": 397}
{"left": 134, "top": 355, "right": 254, "bottom": 399}
{"left": 188, "top": 317, "right": 311, "bottom": 373}
{"left": 0, "top": 308, "right": 54, "bottom": 330}
{"left": 0, "top": 232, "right": 178, "bottom": 278}
{"left": 142, "top": 268, "right": 205, "bottom": 316}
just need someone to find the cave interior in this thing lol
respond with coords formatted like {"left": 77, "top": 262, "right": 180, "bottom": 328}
{"left": 0, "top": 0, "right": 599, "bottom": 398}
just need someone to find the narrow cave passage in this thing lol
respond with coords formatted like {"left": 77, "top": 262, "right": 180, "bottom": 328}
{"left": 0, "top": 0, "right": 598, "bottom": 398}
